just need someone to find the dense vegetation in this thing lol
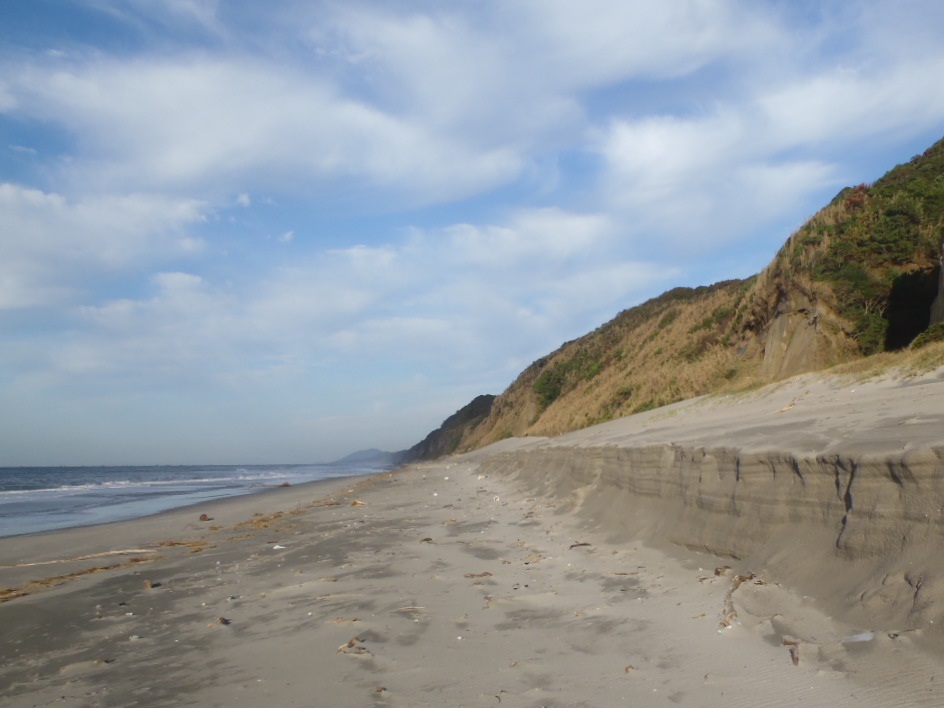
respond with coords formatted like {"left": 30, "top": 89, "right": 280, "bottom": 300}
{"left": 417, "top": 136, "right": 944, "bottom": 454}
{"left": 785, "top": 140, "right": 944, "bottom": 354}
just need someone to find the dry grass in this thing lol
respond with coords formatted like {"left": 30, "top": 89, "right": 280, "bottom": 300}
{"left": 829, "top": 341, "right": 944, "bottom": 379}
{"left": 462, "top": 250, "right": 942, "bottom": 451}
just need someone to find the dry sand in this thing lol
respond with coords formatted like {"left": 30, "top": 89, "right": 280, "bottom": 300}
{"left": 2, "top": 368, "right": 944, "bottom": 707}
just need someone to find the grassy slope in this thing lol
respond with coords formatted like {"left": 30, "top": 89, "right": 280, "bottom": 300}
{"left": 460, "top": 136, "right": 944, "bottom": 451}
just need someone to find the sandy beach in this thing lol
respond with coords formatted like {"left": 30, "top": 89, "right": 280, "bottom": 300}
{"left": 3, "top": 369, "right": 944, "bottom": 707}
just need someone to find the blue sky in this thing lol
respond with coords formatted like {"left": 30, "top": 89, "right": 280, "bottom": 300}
{"left": 2, "top": 1, "right": 944, "bottom": 465}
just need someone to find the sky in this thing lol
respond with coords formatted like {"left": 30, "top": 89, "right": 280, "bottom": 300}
{"left": 2, "top": 1, "right": 944, "bottom": 466}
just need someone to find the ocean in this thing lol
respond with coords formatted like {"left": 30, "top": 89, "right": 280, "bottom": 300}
{"left": 0, "top": 462, "right": 389, "bottom": 539}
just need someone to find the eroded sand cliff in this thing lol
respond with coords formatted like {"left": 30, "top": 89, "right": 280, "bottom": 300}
{"left": 470, "top": 367, "right": 944, "bottom": 640}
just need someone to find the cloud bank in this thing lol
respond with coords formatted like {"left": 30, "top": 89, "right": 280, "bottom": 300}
{"left": 2, "top": 0, "right": 944, "bottom": 463}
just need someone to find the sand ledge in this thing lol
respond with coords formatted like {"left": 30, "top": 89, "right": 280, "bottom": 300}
{"left": 469, "top": 367, "right": 944, "bottom": 645}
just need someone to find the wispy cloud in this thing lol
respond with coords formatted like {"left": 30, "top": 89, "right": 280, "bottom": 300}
{"left": 1, "top": 0, "right": 944, "bottom": 463}
{"left": 0, "top": 183, "right": 206, "bottom": 309}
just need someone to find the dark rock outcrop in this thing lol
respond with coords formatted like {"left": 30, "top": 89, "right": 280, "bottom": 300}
{"left": 404, "top": 394, "right": 496, "bottom": 461}
{"left": 931, "top": 241, "right": 944, "bottom": 325}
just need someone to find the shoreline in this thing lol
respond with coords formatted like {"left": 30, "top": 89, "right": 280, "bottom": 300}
{"left": 0, "top": 474, "right": 373, "bottom": 594}
{"left": 3, "top": 368, "right": 944, "bottom": 706}
{"left": 0, "top": 472, "right": 374, "bottom": 542}
{"left": 0, "top": 463, "right": 386, "bottom": 540}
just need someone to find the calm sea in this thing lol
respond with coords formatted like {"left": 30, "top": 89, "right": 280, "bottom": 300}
{"left": 0, "top": 462, "right": 389, "bottom": 539}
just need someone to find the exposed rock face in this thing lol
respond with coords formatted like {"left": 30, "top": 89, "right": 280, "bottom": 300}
{"left": 758, "top": 289, "right": 822, "bottom": 379}
{"left": 744, "top": 238, "right": 855, "bottom": 381}
{"left": 404, "top": 394, "right": 495, "bottom": 461}
{"left": 931, "top": 242, "right": 944, "bottom": 325}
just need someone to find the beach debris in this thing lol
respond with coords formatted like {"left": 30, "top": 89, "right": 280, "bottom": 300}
{"left": 233, "top": 510, "right": 290, "bottom": 530}
{"left": 279, "top": 482, "right": 292, "bottom": 487}
{"left": 128, "top": 634, "right": 143, "bottom": 641}
{"left": 841, "top": 631, "right": 876, "bottom": 643}
{"left": 1, "top": 556, "right": 157, "bottom": 605}
{"left": 157, "top": 539, "right": 210, "bottom": 551}
{"left": 782, "top": 639, "right": 800, "bottom": 665}
{"left": 199, "top": 514, "right": 213, "bottom": 522}
{"left": 0, "top": 549, "right": 156, "bottom": 569}
{"left": 420, "top": 537, "right": 433, "bottom": 543}
{"left": 569, "top": 542, "right": 592, "bottom": 550}
{"left": 720, "top": 572, "right": 756, "bottom": 629}
{"left": 778, "top": 401, "right": 797, "bottom": 412}
{"left": 143, "top": 579, "right": 161, "bottom": 589}
{"left": 0, "top": 589, "right": 30, "bottom": 602}
{"left": 464, "top": 571, "right": 493, "bottom": 578}
{"left": 714, "top": 566, "right": 731, "bottom": 576}
{"left": 331, "top": 616, "right": 360, "bottom": 624}
{"left": 624, "top": 664, "right": 635, "bottom": 673}
{"left": 396, "top": 605, "right": 426, "bottom": 613}
{"left": 338, "top": 636, "right": 371, "bottom": 655}
{"left": 350, "top": 499, "right": 367, "bottom": 506}
{"left": 271, "top": 544, "right": 287, "bottom": 550}
{"left": 217, "top": 616, "right": 232, "bottom": 626}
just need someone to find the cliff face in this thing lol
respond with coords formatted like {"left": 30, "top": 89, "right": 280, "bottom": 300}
{"left": 931, "top": 242, "right": 944, "bottom": 325}
{"left": 467, "top": 369, "right": 944, "bottom": 634}
{"left": 404, "top": 394, "right": 495, "bottom": 461}
{"left": 454, "top": 136, "right": 944, "bottom": 453}
{"left": 478, "top": 443, "right": 944, "bottom": 632}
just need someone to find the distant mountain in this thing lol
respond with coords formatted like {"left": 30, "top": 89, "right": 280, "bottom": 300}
{"left": 409, "top": 135, "right": 944, "bottom": 456}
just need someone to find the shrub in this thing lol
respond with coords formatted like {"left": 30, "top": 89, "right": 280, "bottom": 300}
{"left": 533, "top": 367, "right": 564, "bottom": 407}
{"left": 912, "top": 322, "right": 944, "bottom": 349}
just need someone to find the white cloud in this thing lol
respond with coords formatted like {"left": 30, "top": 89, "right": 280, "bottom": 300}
{"left": 4, "top": 0, "right": 944, "bottom": 463}
{"left": 758, "top": 58, "right": 944, "bottom": 147}
{"left": 500, "top": 0, "right": 777, "bottom": 87}
{"left": 0, "top": 183, "right": 206, "bottom": 309}
{"left": 0, "top": 2, "right": 781, "bottom": 211}
{"left": 329, "top": 244, "right": 399, "bottom": 274}
{"left": 0, "top": 80, "right": 15, "bottom": 111}
{"left": 84, "top": 0, "right": 226, "bottom": 38}
{"left": 444, "top": 208, "right": 612, "bottom": 269}
{"left": 3, "top": 55, "right": 522, "bottom": 203}
{"left": 22, "top": 203, "right": 668, "bottom": 401}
